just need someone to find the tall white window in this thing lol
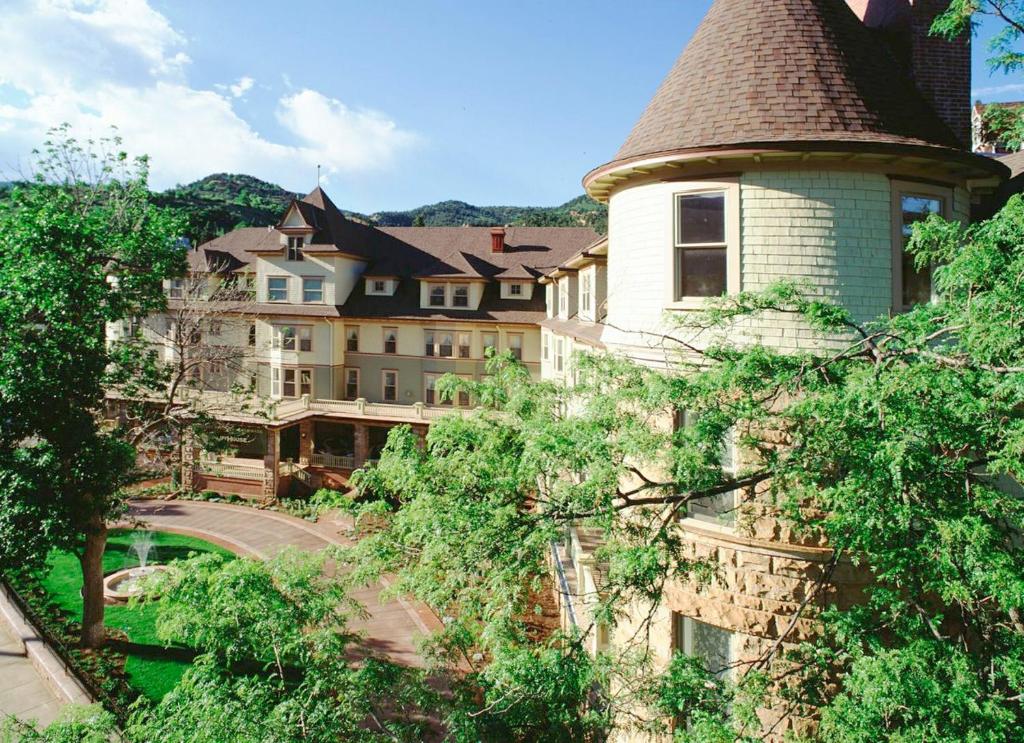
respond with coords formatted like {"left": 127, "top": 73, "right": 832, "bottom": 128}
{"left": 277, "top": 368, "right": 312, "bottom": 398}
{"left": 675, "top": 191, "right": 727, "bottom": 299}
{"left": 346, "top": 327, "right": 359, "bottom": 352}
{"left": 267, "top": 277, "right": 288, "bottom": 302}
{"left": 302, "top": 277, "right": 324, "bottom": 303}
{"left": 168, "top": 278, "right": 184, "bottom": 299}
{"left": 672, "top": 614, "right": 734, "bottom": 680}
{"left": 555, "top": 338, "right": 564, "bottom": 372}
{"left": 543, "top": 333, "right": 549, "bottom": 361}
{"left": 287, "top": 236, "right": 304, "bottom": 262}
{"left": 382, "top": 370, "right": 398, "bottom": 402}
{"left": 271, "top": 367, "right": 281, "bottom": 397}
{"left": 273, "top": 325, "right": 312, "bottom": 352}
{"left": 581, "top": 273, "right": 592, "bottom": 315}
{"left": 458, "top": 332, "right": 471, "bottom": 358}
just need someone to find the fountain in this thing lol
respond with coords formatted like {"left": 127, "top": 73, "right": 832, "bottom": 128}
{"left": 103, "top": 531, "right": 169, "bottom": 604}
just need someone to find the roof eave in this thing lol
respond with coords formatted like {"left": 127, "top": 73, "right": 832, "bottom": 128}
{"left": 583, "top": 142, "right": 1011, "bottom": 201}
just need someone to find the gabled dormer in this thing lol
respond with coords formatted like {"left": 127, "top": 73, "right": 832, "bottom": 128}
{"left": 276, "top": 201, "right": 317, "bottom": 262}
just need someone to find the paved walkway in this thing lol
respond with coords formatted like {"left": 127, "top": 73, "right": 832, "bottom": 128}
{"left": 0, "top": 621, "right": 63, "bottom": 727}
{"left": 127, "top": 500, "right": 439, "bottom": 668}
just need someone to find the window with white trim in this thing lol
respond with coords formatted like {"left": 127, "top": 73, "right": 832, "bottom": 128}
{"left": 275, "top": 367, "right": 312, "bottom": 398}
{"left": 168, "top": 278, "right": 184, "bottom": 300}
{"left": 542, "top": 333, "right": 549, "bottom": 362}
{"left": 272, "top": 325, "right": 312, "bottom": 352}
{"left": 672, "top": 613, "right": 734, "bottom": 680}
{"left": 482, "top": 333, "right": 497, "bottom": 356}
{"left": 429, "top": 284, "right": 446, "bottom": 307}
{"left": 287, "top": 236, "right": 304, "bottom": 262}
{"left": 581, "top": 272, "right": 592, "bottom": 315}
{"left": 424, "top": 330, "right": 454, "bottom": 358}
{"left": 346, "top": 327, "right": 359, "bottom": 352}
{"left": 267, "top": 277, "right": 288, "bottom": 302}
{"left": 302, "top": 277, "right": 324, "bottom": 303}
{"left": 382, "top": 370, "right": 398, "bottom": 402}
{"left": 555, "top": 337, "right": 564, "bottom": 373}
{"left": 675, "top": 191, "right": 727, "bottom": 299}
{"left": 509, "top": 283, "right": 523, "bottom": 297}
{"left": 424, "top": 374, "right": 443, "bottom": 406}
{"left": 344, "top": 368, "right": 359, "bottom": 400}
{"left": 458, "top": 332, "right": 471, "bottom": 359}
{"left": 452, "top": 285, "right": 469, "bottom": 308}
{"left": 383, "top": 327, "right": 398, "bottom": 354}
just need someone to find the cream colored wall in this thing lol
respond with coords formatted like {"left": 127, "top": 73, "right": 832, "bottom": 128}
{"left": 256, "top": 253, "right": 366, "bottom": 306}
{"left": 557, "top": 275, "right": 578, "bottom": 320}
{"left": 601, "top": 169, "right": 961, "bottom": 359}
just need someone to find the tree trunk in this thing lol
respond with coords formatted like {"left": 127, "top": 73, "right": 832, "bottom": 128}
{"left": 79, "top": 515, "right": 107, "bottom": 649}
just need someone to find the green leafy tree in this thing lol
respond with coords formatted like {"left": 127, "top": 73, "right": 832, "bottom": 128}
{"left": 123, "top": 550, "right": 435, "bottom": 742}
{"left": 344, "top": 189, "right": 1024, "bottom": 739}
{"left": 0, "top": 127, "right": 184, "bottom": 647}
{"left": 1, "top": 706, "right": 116, "bottom": 743}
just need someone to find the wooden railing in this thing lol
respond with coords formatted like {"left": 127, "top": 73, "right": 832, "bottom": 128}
{"left": 279, "top": 460, "right": 312, "bottom": 486}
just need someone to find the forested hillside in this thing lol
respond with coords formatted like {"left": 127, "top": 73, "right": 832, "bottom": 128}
{"left": 159, "top": 174, "right": 608, "bottom": 243}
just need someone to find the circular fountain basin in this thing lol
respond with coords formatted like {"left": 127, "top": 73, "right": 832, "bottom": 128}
{"left": 103, "top": 565, "right": 169, "bottom": 604}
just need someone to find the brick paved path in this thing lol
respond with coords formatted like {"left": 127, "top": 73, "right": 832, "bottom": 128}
{"left": 128, "top": 500, "right": 438, "bottom": 667}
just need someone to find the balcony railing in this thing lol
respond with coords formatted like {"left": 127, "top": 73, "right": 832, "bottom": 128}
{"left": 310, "top": 452, "right": 355, "bottom": 470}
{"left": 274, "top": 395, "right": 468, "bottom": 423}
{"left": 196, "top": 459, "right": 264, "bottom": 481}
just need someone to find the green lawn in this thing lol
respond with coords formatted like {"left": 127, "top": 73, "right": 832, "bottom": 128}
{"left": 38, "top": 529, "right": 234, "bottom": 701}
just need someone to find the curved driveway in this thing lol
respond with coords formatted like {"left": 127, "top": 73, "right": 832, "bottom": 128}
{"left": 128, "top": 499, "right": 439, "bottom": 668}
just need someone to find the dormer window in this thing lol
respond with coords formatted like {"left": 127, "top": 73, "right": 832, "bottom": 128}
{"left": 287, "top": 236, "right": 304, "bottom": 262}
{"left": 373, "top": 280, "right": 386, "bottom": 293}
{"left": 366, "top": 278, "right": 394, "bottom": 296}
{"left": 429, "top": 284, "right": 446, "bottom": 307}
{"left": 452, "top": 285, "right": 469, "bottom": 308}
{"left": 509, "top": 283, "right": 523, "bottom": 296}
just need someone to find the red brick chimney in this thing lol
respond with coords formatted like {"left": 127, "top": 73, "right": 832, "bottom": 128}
{"left": 848, "top": 0, "right": 971, "bottom": 151}
{"left": 490, "top": 227, "right": 506, "bottom": 253}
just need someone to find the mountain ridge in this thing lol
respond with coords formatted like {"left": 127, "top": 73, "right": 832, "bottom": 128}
{"left": 158, "top": 173, "right": 608, "bottom": 244}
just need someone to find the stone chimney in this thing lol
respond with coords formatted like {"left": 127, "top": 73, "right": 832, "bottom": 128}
{"left": 490, "top": 227, "right": 506, "bottom": 253}
{"left": 848, "top": 0, "right": 971, "bottom": 150}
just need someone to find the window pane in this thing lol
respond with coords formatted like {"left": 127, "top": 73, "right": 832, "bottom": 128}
{"left": 677, "top": 247, "right": 726, "bottom": 298}
{"left": 900, "top": 195, "right": 940, "bottom": 306}
{"left": 678, "top": 193, "right": 725, "bottom": 245}
{"left": 690, "top": 619, "right": 732, "bottom": 679}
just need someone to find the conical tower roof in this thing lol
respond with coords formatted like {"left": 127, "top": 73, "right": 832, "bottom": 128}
{"left": 609, "top": 0, "right": 960, "bottom": 169}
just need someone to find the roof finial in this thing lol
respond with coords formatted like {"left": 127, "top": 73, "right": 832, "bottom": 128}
{"left": 316, "top": 163, "right": 321, "bottom": 186}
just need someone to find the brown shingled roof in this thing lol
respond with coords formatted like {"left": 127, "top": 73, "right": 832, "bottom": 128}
{"left": 191, "top": 193, "right": 600, "bottom": 325}
{"left": 608, "top": 0, "right": 963, "bottom": 169}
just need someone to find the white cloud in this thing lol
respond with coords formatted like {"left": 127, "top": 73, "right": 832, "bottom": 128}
{"left": 0, "top": 0, "right": 419, "bottom": 190}
{"left": 229, "top": 76, "right": 254, "bottom": 98}
{"left": 277, "top": 89, "right": 419, "bottom": 173}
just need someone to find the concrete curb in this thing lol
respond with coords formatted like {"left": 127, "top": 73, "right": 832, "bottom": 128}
{"left": 0, "top": 585, "right": 93, "bottom": 707}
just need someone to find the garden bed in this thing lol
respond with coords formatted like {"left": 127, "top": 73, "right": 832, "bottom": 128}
{"left": 8, "top": 529, "right": 233, "bottom": 712}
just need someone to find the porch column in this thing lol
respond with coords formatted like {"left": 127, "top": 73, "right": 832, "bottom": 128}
{"left": 353, "top": 423, "right": 369, "bottom": 467}
{"left": 263, "top": 427, "right": 280, "bottom": 502}
{"left": 299, "top": 419, "right": 314, "bottom": 466}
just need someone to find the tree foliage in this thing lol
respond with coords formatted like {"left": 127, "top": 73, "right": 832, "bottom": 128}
{"left": 0, "top": 127, "right": 184, "bottom": 646}
{"left": 342, "top": 194, "right": 1024, "bottom": 740}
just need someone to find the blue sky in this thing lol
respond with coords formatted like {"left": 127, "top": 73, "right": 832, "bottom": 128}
{"left": 1, "top": 1, "right": 1022, "bottom": 214}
